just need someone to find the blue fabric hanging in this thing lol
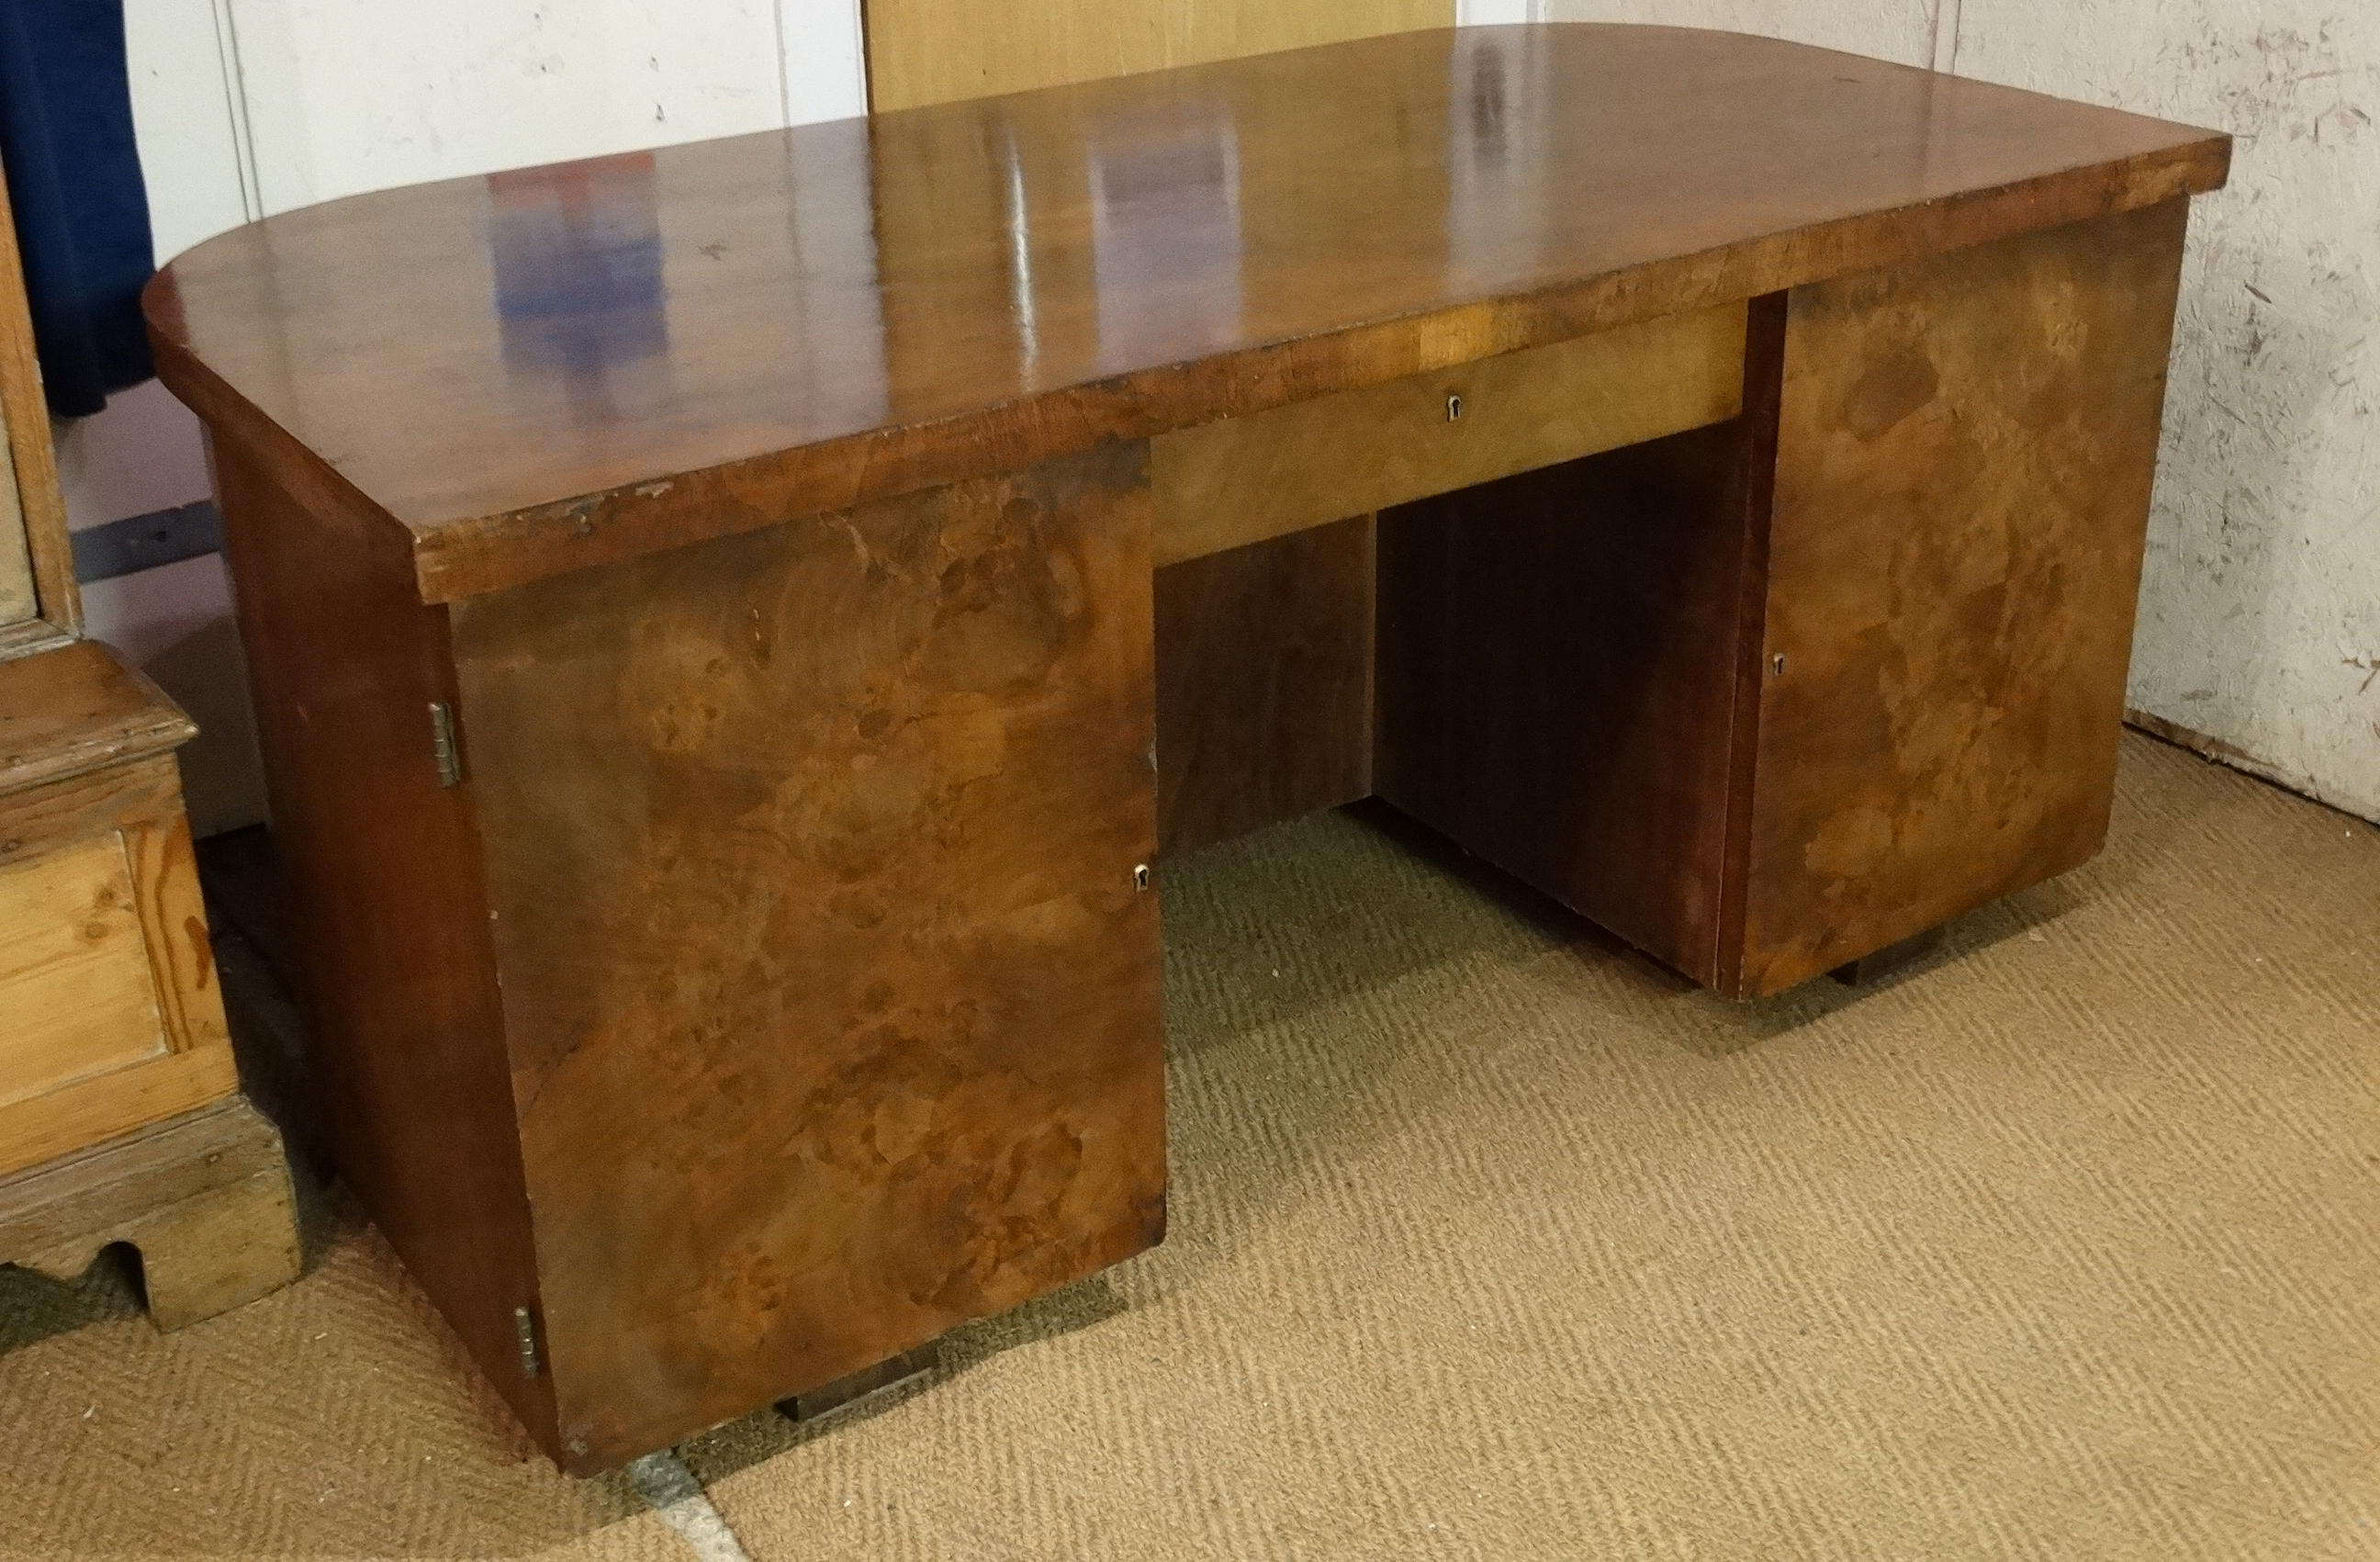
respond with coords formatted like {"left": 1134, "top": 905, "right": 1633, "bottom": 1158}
{"left": 0, "top": 0, "right": 155, "bottom": 418}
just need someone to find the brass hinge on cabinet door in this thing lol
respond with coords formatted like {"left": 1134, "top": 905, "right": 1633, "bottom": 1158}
{"left": 429, "top": 701, "right": 464, "bottom": 787}
{"left": 513, "top": 1306, "right": 542, "bottom": 1378}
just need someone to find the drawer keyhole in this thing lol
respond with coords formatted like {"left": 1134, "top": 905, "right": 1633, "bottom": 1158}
{"left": 1446, "top": 393, "right": 1464, "bottom": 421}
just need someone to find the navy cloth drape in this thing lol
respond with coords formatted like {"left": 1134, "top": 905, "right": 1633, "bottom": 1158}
{"left": 0, "top": 0, "right": 155, "bottom": 418}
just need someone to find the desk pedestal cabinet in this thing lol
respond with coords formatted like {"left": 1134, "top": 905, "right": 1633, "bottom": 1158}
{"left": 1380, "top": 201, "right": 2188, "bottom": 995}
{"left": 149, "top": 28, "right": 2226, "bottom": 1468}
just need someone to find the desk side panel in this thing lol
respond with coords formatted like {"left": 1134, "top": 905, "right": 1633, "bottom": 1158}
{"left": 208, "top": 440, "right": 557, "bottom": 1450}
{"left": 1734, "top": 199, "right": 2191, "bottom": 995}
{"left": 1374, "top": 411, "right": 1768, "bottom": 985}
{"left": 451, "top": 444, "right": 1165, "bottom": 1469}
{"left": 1156, "top": 517, "right": 1375, "bottom": 855}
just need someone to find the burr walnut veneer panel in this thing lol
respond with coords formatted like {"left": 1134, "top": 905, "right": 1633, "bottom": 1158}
{"left": 1734, "top": 200, "right": 2194, "bottom": 994}
{"left": 449, "top": 445, "right": 1166, "bottom": 1466}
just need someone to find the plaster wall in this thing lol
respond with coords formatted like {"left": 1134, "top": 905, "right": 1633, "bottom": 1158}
{"left": 1547, "top": 0, "right": 2380, "bottom": 820}
{"left": 1961, "top": 0, "right": 2378, "bottom": 820}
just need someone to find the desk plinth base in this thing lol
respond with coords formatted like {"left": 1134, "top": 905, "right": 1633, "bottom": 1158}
{"left": 779, "top": 1340, "right": 944, "bottom": 1425}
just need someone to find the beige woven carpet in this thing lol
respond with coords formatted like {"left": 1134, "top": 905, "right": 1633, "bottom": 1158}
{"left": 3, "top": 731, "right": 2375, "bottom": 1560}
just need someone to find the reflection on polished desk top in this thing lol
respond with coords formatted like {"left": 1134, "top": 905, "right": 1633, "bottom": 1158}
{"left": 145, "top": 24, "right": 2227, "bottom": 601}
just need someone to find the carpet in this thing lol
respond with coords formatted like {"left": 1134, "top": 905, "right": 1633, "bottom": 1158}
{"left": 3, "top": 731, "right": 2374, "bottom": 1559}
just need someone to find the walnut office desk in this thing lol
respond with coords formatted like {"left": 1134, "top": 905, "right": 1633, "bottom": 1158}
{"left": 145, "top": 26, "right": 2228, "bottom": 1469}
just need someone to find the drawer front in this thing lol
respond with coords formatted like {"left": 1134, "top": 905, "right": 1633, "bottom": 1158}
{"left": 0, "top": 833, "right": 168, "bottom": 1107}
{"left": 1151, "top": 302, "right": 1746, "bottom": 566}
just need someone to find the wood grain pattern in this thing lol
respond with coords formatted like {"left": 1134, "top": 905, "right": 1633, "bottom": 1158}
{"left": 1152, "top": 304, "right": 1744, "bottom": 566}
{"left": 0, "top": 1044, "right": 238, "bottom": 1182}
{"left": 449, "top": 444, "right": 1166, "bottom": 1469}
{"left": 122, "top": 805, "right": 228, "bottom": 1064}
{"left": 1730, "top": 201, "right": 2193, "bottom": 995}
{"left": 0, "top": 1096, "right": 301, "bottom": 1332}
{"left": 0, "top": 395, "right": 33, "bottom": 624}
{"left": 864, "top": 0, "right": 1453, "bottom": 111}
{"left": 0, "top": 164, "right": 76, "bottom": 641}
{"left": 207, "top": 437, "right": 559, "bottom": 1451}
{"left": 0, "top": 834, "right": 168, "bottom": 1108}
{"left": 0, "top": 753, "right": 182, "bottom": 871}
{"left": 144, "top": 27, "right": 2228, "bottom": 604}
{"left": 1156, "top": 519, "right": 1375, "bottom": 854}
{"left": 0, "top": 646, "right": 238, "bottom": 1177}
{"left": 0, "top": 640, "right": 196, "bottom": 796}
{"left": 1374, "top": 326, "right": 1778, "bottom": 986}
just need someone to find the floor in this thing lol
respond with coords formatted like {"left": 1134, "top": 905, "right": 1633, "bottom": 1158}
{"left": 3, "top": 732, "right": 2375, "bottom": 1560}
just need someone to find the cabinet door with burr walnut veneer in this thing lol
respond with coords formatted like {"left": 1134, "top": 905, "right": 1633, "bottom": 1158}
{"left": 143, "top": 27, "right": 2227, "bottom": 1468}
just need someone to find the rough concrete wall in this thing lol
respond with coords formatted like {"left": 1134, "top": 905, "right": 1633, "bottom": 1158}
{"left": 1548, "top": 0, "right": 2380, "bottom": 821}
{"left": 1960, "top": 0, "right": 2378, "bottom": 821}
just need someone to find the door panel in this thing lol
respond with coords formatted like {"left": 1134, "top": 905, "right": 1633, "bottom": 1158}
{"left": 1734, "top": 200, "right": 2190, "bottom": 995}
{"left": 453, "top": 443, "right": 1165, "bottom": 1466}
{"left": 865, "top": 0, "right": 1454, "bottom": 111}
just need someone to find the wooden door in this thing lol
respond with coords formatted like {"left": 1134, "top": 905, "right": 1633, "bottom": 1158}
{"left": 1729, "top": 200, "right": 2192, "bottom": 995}
{"left": 864, "top": 0, "right": 1454, "bottom": 111}
{"left": 451, "top": 444, "right": 1167, "bottom": 1466}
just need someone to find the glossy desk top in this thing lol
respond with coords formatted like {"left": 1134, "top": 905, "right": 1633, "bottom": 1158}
{"left": 145, "top": 25, "right": 2228, "bottom": 601}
